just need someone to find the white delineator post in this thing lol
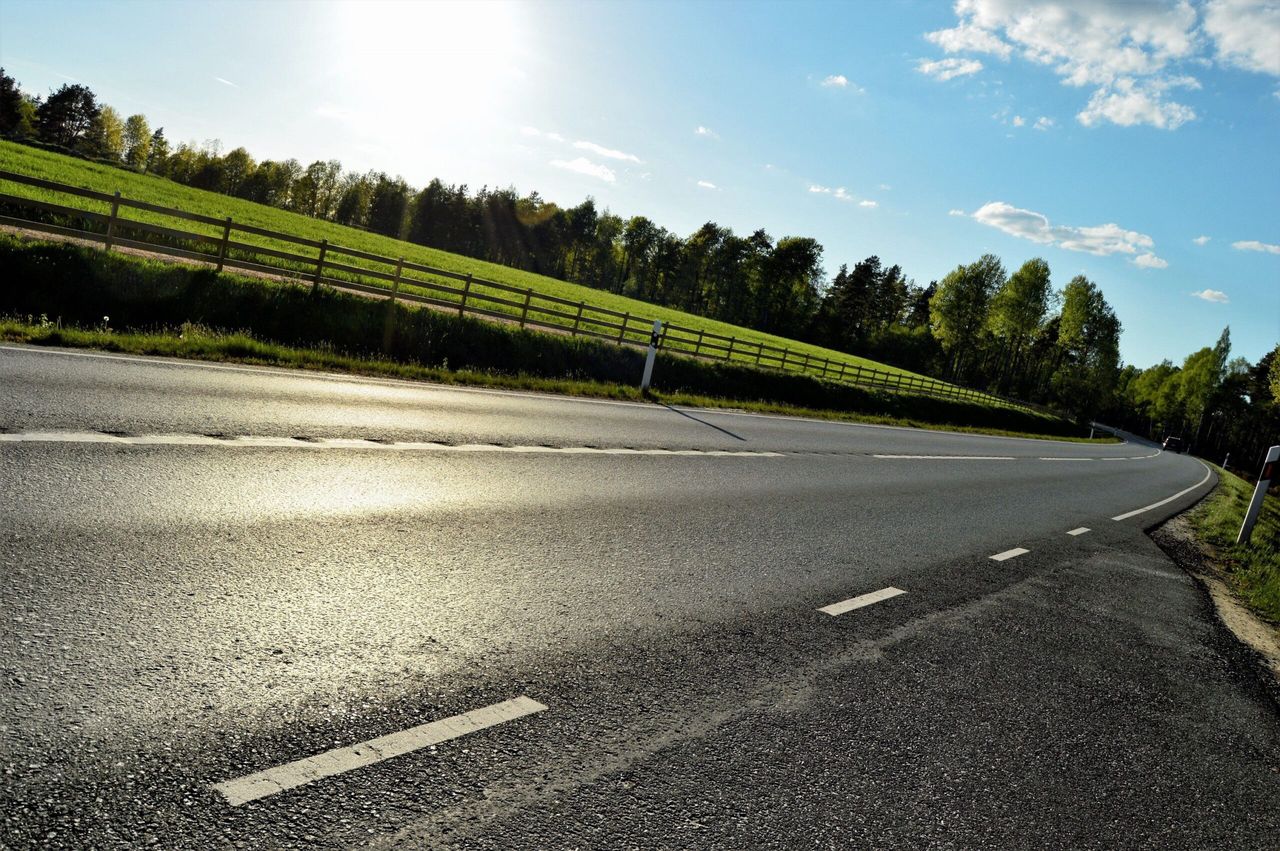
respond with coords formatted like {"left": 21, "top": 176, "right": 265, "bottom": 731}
{"left": 1237, "top": 445, "right": 1279, "bottom": 545}
{"left": 640, "top": 320, "right": 662, "bottom": 392}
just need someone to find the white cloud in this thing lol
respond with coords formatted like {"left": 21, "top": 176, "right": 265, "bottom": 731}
{"left": 948, "top": 208, "right": 967, "bottom": 216}
{"left": 859, "top": 200, "right": 878, "bottom": 208}
{"left": 1233, "top": 239, "right": 1280, "bottom": 254}
{"left": 521, "top": 126, "right": 564, "bottom": 142}
{"left": 1133, "top": 252, "right": 1168, "bottom": 268}
{"left": 879, "top": 183, "right": 892, "bottom": 190}
{"left": 550, "top": 157, "right": 616, "bottom": 183}
{"left": 573, "top": 140, "right": 641, "bottom": 163}
{"left": 916, "top": 57, "right": 984, "bottom": 81}
{"left": 1033, "top": 116, "right": 1055, "bottom": 130}
{"left": 214, "top": 77, "right": 238, "bottom": 88}
{"left": 1204, "top": 0, "right": 1280, "bottom": 76}
{"left": 1191, "top": 289, "right": 1230, "bottom": 303}
{"left": 926, "top": 21, "right": 1013, "bottom": 59}
{"left": 821, "top": 74, "right": 849, "bottom": 88}
{"left": 1077, "top": 76, "right": 1197, "bottom": 129}
{"left": 694, "top": 125, "right": 719, "bottom": 138}
{"left": 809, "top": 185, "right": 864, "bottom": 204}
{"left": 696, "top": 180, "right": 718, "bottom": 190}
{"left": 920, "top": 1, "right": 1211, "bottom": 129}
{"left": 1193, "top": 235, "right": 1211, "bottom": 245}
{"left": 970, "top": 201, "right": 1161, "bottom": 259}
{"left": 1011, "top": 115, "right": 1026, "bottom": 127}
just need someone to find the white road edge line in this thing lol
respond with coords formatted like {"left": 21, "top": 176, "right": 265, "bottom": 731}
{"left": 819, "top": 586, "right": 907, "bottom": 616}
{"left": 0, "top": 345, "right": 1136, "bottom": 449}
{"left": 0, "top": 431, "right": 784, "bottom": 457}
{"left": 990, "top": 547, "right": 1030, "bottom": 561}
{"left": 1067, "top": 527, "right": 1091, "bottom": 536}
{"left": 213, "top": 696, "right": 547, "bottom": 807}
{"left": 1039, "top": 457, "right": 1094, "bottom": 461}
{"left": 871, "top": 454, "right": 1015, "bottom": 460}
{"left": 1111, "top": 461, "right": 1213, "bottom": 521}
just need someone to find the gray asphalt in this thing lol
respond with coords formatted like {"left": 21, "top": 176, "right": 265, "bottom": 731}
{"left": 1, "top": 344, "right": 1276, "bottom": 849}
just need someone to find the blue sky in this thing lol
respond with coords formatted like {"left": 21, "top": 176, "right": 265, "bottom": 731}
{"left": 1, "top": 0, "right": 1277, "bottom": 368}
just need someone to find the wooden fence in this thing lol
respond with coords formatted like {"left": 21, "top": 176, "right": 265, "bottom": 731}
{"left": 0, "top": 168, "right": 1047, "bottom": 415}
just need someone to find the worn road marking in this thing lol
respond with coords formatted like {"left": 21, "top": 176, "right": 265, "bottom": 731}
{"left": 1039, "top": 457, "right": 1094, "bottom": 461}
{"left": 819, "top": 586, "right": 907, "bottom": 616}
{"left": 990, "top": 547, "right": 1030, "bottom": 561}
{"left": 0, "top": 431, "right": 784, "bottom": 457}
{"left": 213, "top": 696, "right": 547, "bottom": 807}
{"left": 1067, "top": 527, "right": 1091, "bottom": 536}
{"left": 1112, "top": 461, "right": 1213, "bottom": 521}
{"left": 870, "top": 454, "right": 1015, "bottom": 460}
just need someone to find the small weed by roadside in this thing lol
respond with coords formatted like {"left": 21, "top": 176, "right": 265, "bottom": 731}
{"left": 1190, "top": 465, "right": 1280, "bottom": 623}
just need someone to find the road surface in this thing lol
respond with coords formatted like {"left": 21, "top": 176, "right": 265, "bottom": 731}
{"left": 2, "top": 344, "right": 1277, "bottom": 849}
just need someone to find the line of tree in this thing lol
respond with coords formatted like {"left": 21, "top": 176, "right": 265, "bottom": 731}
{"left": 2, "top": 69, "right": 1274, "bottom": 450}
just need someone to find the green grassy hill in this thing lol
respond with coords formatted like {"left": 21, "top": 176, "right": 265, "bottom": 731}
{"left": 0, "top": 140, "right": 933, "bottom": 381}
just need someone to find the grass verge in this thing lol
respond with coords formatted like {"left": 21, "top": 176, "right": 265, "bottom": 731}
{"left": 0, "top": 233, "right": 1104, "bottom": 441}
{"left": 1189, "top": 464, "right": 1280, "bottom": 623}
{"left": 0, "top": 320, "right": 1113, "bottom": 444}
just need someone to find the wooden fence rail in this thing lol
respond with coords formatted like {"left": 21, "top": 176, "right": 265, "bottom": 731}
{"left": 0, "top": 168, "right": 1050, "bottom": 415}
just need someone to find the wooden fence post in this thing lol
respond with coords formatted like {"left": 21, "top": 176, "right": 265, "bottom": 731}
{"left": 694, "top": 329, "right": 705, "bottom": 357}
{"left": 459, "top": 274, "right": 472, "bottom": 316}
{"left": 311, "top": 239, "right": 328, "bottom": 294}
{"left": 572, "top": 301, "right": 584, "bottom": 335}
{"left": 389, "top": 257, "right": 404, "bottom": 304}
{"left": 103, "top": 191, "right": 121, "bottom": 251}
{"left": 216, "top": 216, "right": 232, "bottom": 272}
{"left": 520, "top": 288, "right": 533, "bottom": 327}
{"left": 780, "top": 348, "right": 789, "bottom": 370}
{"left": 727, "top": 337, "right": 736, "bottom": 361}
{"left": 617, "top": 312, "right": 630, "bottom": 343}
{"left": 838, "top": 361, "right": 848, "bottom": 382}
{"left": 754, "top": 342, "right": 764, "bottom": 366}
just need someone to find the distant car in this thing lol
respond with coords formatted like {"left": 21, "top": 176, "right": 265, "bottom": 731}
{"left": 1162, "top": 436, "right": 1186, "bottom": 453}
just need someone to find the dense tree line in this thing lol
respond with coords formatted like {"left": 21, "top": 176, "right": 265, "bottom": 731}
{"left": 2, "top": 70, "right": 1274, "bottom": 444}
{"left": 1109, "top": 333, "right": 1280, "bottom": 473}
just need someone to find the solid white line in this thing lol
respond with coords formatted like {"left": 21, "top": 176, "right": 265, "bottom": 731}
{"left": 818, "top": 586, "right": 906, "bottom": 616}
{"left": 1067, "top": 527, "right": 1091, "bottom": 536}
{"left": 1111, "top": 461, "right": 1213, "bottom": 521}
{"left": 990, "top": 547, "right": 1030, "bottom": 561}
{"left": 1039, "top": 457, "right": 1094, "bottom": 461}
{"left": 871, "top": 454, "right": 1015, "bottom": 460}
{"left": 0, "top": 431, "right": 784, "bottom": 457}
{"left": 213, "top": 696, "right": 546, "bottom": 806}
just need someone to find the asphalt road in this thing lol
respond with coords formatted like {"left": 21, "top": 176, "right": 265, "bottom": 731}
{"left": 2, "top": 344, "right": 1277, "bottom": 849}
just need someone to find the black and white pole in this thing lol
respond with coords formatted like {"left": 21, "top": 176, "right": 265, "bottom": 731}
{"left": 1237, "top": 444, "right": 1279, "bottom": 545}
{"left": 640, "top": 319, "right": 662, "bottom": 393}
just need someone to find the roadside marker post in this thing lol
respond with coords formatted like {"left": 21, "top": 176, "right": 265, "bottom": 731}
{"left": 640, "top": 319, "right": 662, "bottom": 393}
{"left": 1237, "top": 445, "right": 1279, "bottom": 545}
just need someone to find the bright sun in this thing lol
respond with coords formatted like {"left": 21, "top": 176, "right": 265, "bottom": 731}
{"left": 323, "top": 0, "right": 531, "bottom": 139}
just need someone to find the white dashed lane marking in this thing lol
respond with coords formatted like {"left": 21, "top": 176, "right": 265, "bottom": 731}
{"left": 819, "top": 587, "right": 907, "bottom": 616}
{"left": 990, "top": 547, "right": 1030, "bottom": 562}
{"left": 213, "top": 696, "right": 547, "bottom": 806}
{"left": 1067, "top": 527, "right": 1091, "bottom": 536}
